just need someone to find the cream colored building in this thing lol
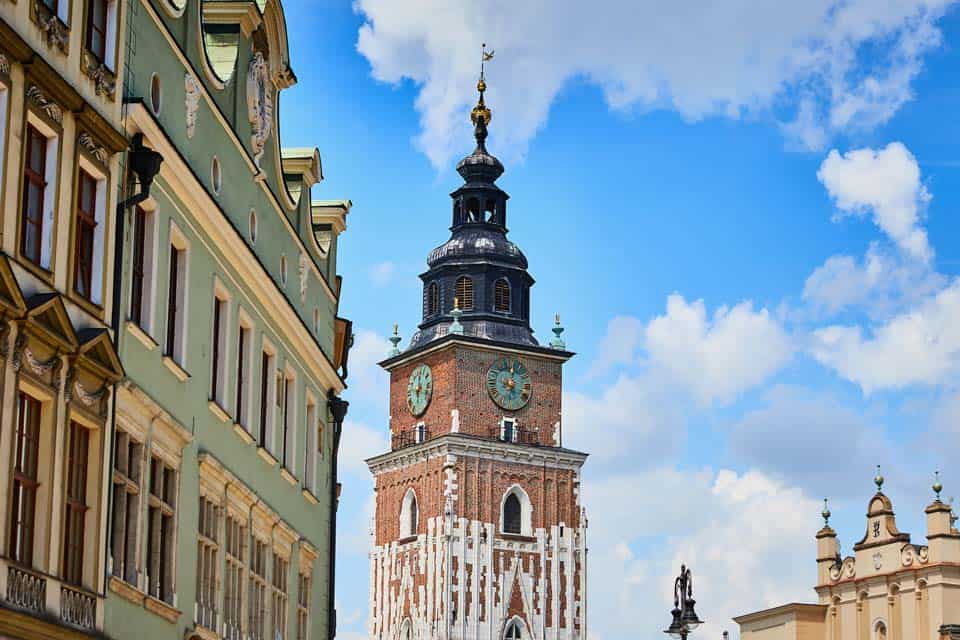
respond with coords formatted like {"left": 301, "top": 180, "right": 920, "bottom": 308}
{"left": 736, "top": 476, "right": 960, "bottom": 640}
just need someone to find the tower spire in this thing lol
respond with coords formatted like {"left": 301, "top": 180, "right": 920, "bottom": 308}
{"left": 471, "top": 44, "right": 494, "bottom": 150}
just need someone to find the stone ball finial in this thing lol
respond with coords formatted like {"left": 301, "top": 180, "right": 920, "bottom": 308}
{"left": 875, "top": 465, "right": 884, "bottom": 492}
{"left": 822, "top": 498, "right": 831, "bottom": 525}
{"left": 934, "top": 471, "right": 944, "bottom": 501}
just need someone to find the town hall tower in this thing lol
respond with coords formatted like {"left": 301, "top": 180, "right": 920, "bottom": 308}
{"left": 366, "top": 66, "right": 589, "bottom": 640}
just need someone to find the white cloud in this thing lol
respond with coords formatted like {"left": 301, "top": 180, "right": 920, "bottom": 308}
{"left": 584, "top": 315, "right": 644, "bottom": 379}
{"left": 344, "top": 329, "right": 391, "bottom": 412}
{"left": 811, "top": 279, "right": 960, "bottom": 392}
{"left": 730, "top": 385, "right": 889, "bottom": 497}
{"left": 354, "top": 0, "right": 954, "bottom": 167}
{"left": 563, "top": 374, "right": 684, "bottom": 464}
{"left": 368, "top": 261, "right": 397, "bottom": 287}
{"left": 585, "top": 468, "right": 817, "bottom": 640}
{"left": 339, "top": 419, "right": 390, "bottom": 476}
{"left": 802, "top": 243, "right": 945, "bottom": 317}
{"left": 645, "top": 294, "right": 793, "bottom": 405}
{"left": 817, "top": 142, "right": 933, "bottom": 261}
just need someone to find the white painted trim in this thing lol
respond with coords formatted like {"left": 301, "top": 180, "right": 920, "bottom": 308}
{"left": 381, "top": 337, "right": 572, "bottom": 371}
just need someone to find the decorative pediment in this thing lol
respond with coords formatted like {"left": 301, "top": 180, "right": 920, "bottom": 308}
{"left": 0, "top": 254, "right": 27, "bottom": 317}
{"left": 25, "top": 294, "right": 78, "bottom": 352}
{"left": 76, "top": 327, "right": 124, "bottom": 382}
{"left": 853, "top": 491, "right": 911, "bottom": 550}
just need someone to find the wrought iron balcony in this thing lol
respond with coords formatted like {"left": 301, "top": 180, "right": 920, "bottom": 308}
{"left": 392, "top": 426, "right": 432, "bottom": 450}
{"left": 492, "top": 424, "right": 539, "bottom": 445}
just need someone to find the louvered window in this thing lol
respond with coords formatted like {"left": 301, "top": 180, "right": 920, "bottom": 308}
{"left": 455, "top": 277, "right": 474, "bottom": 311}
{"left": 427, "top": 282, "right": 439, "bottom": 316}
{"left": 494, "top": 279, "right": 510, "bottom": 313}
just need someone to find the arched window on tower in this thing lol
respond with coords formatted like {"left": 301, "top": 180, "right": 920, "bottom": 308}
{"left": 504, "top": 618, "right": 524, "bottom": 639}
{"left": 503, "top": 494, "right": 521, "bottom": 534}
{"left": 400, "top": 489, "right": 418, "bottom": 539}
{"left": 494, "top": 279, "right": 511, "bottom": 313}
{"left": 501, "top": 485, "right": 532, "bottom": 536}
{"left": 484, "top": 199, "right": 497, "bottom": 223}
{"left": 455, "top": 277, "right": 474, "bottom": 311}
{"left": 427, "top": 282, "right": 440, "bottom": 316}
{"left": 466, "top": 198, "right": 480, "bottom": 223}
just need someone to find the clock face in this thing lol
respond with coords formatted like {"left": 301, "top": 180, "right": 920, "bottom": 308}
{"left": 486, "top": 358, "right": 532, "bottom": 411}
{"left": 406, "top": 364, "right": 433, "bottom": 416}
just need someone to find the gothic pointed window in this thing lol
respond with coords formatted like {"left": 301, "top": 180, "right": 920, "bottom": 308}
{"left": 455, "top": 277, "right": 474, "bottom": 311}
{"left": 427, "top": 282, "right": 439, "bottom": 317}
{"left": 503, "top": 493, "right": 521, "bottom": 535}
{"left": 494, "top": 279, "right": 510, "bottom": 313}
{"left": 504, "top": 619, "right": 523, "bottom": 639}
{"left": 400, "top": 489, "right": 418, "bottom": 539}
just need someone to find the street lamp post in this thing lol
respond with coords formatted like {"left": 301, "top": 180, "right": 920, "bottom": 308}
{"left": 664, "top": 564, "right": 703, "bottom": 640}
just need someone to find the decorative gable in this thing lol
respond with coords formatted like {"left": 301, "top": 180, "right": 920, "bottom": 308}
{"left": 76, "top": 327, "right": 124, "bottom": 382}
{"left": 25, "top": 293, "right": 78, "bottom": 351}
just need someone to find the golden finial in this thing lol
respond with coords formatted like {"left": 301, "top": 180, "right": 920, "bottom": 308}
{"left": 471, "top": 43, "right": 494, "bottom": 128}
{"left": 453, "top": 296, "right": 460, "bottom": 311}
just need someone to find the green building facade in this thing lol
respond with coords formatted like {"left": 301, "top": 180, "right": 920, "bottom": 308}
{"left": 105, "top": 3, "right": 352, "bottom": 640}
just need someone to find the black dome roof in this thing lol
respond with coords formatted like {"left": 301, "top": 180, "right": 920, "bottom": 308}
{"left": 427, "top": 227, "right": 528, "bottom": 269}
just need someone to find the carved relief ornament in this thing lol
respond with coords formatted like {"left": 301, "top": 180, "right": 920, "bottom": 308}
{"left": 246, "top": 51, "right": 273, "bottom": 166}
{"left": 26, "top": 84, "right": 63, "bottom": 124}
{"left": 185, "top": 73, "right": 201, "bottom": 139}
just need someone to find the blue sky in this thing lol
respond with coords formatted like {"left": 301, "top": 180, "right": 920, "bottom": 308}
{"left": 279, "top": 2, "right": 960, "bottom": 638}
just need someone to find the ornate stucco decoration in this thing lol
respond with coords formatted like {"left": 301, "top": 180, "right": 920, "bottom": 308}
{"left": 33, "top": 0, "right": 70, "bottom": 54}
{"left": 246, "top": 52, "right": 273, "bottom": 166}
{"left": 74, "top": 379, "right": 108, "bottom": 408}
{"left": 81, "top": 51, "right": 116, "bottom": 100}
{"left": 0, "top": 53, "right": 10, "bottom": 77}
{"left": 185, "top": 73, "right": 201, "bottom": 139}
{"left": 24, "top": 348, "right": 60, "bottom": 377}
{"left": 78, "top": 132, "right": 108, "bottom": 164}
{"left": 298, "top": 253, "right": 308, "bottom": 302}
{"left": 26, "top": 85, "right": 63, "bottom": 124}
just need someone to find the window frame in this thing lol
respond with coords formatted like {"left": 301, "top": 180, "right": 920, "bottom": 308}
{"left": 399, "top": 488, "right": 418, "bottom": 539}
{"left": 164, "top": 223, "right": 190, "bottom": 366}
{"left": 303, "top": 396, "right": 317, "bottom": 494}
{"left": 280, "top": 368, "right": 296, "bottom": 473}
{"left": 20, "top": 120, "right": 58, "bottom": 270}
{"left": 270, "top": 553, "right": 289, "bottom": 640}
{"left": 223, "top": 510, "right": 247, "bottom": 640}
{"left": 72, "top": 156, "right": 108, "bottom": 306}
{"left": 235, "top": 311, "right": 254, "bottom": 430}
{"left": 210, "top": 285, "right": 231, "bottom": 408}
{"left": 61, "top": 420, "right": 92, "bottom": 586}
{"left": 196, "top": 494, "right": 220, "bottom": 631}
{"left": 248, "top": 536, "right": 269, "bottom": 640}
{"left": 494, "top": 278, "right": 511, "bottom": 314}
{"left": 129, "top": 205, "right": 157, "bottom": 333}
{"left": 500, "top": 485, "right": 532, "bottom": 537}
{"left": 146, "top": 453, "right": 178, "bottom": 604}
{"left": 258, "top": 340, "right": 277, "bottom": 452}
{"left": 110, "top": 429, "right": 144, "bottom": 586}
{"left": 0, "top": 79, "right": 10, "bottom": 211}
{"left": 9, "top": 390, "right": 44, "bottom": 566}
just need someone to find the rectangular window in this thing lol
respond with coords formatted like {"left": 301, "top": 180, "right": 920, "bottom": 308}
{"left": 9, "top": 392, "right": 41, "bottom": 565}
{"left": 110, "top": 430, "right": 142, "bottom": 585}
{"left": 296, "top": 572, "right": 311, "bottom": 640}
{"left": 236, "top": 324, "right": 251, "bottom": 427}
{"left": 21, "top": 124, "right": 47, "bottom": 266}
{"left": 62, "top": 422, "right": 90, "bottom": 585}
{"left": 304, "top": 401, "right": 316, "bottom": 493}
{"left": 85, "top": 0, "right": 108, "bottom": 63}
{"left": 249, "top": 538, "right": 269, "bottom": 640}
{"left": 281, "top": 374, "right": 293, "bottom": 469}
{"left": 271, "top": 555, "right": 289, "bottom": 640}
{"left": 130, "top": 207, "right": 155, "bottom": 329}
{"left": 74, "top": 170, "right": 98, "bottom": 300}
{"left": 147, "top": 456, "right": 177, "bottom": 604}
{"left": 224, "top": 514, "right": 246, "bottom": 640}
{"left": 197, "top": 496, "right": 219, "bottom": 630}
{"left": 165, "top": 241, "right": 187, "bottom": 363}
{"left": 211, "top": 296, "right": 226, "bottom": 403}
{"left": 259, "top": 350, "right": 274, "bottom": 449}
